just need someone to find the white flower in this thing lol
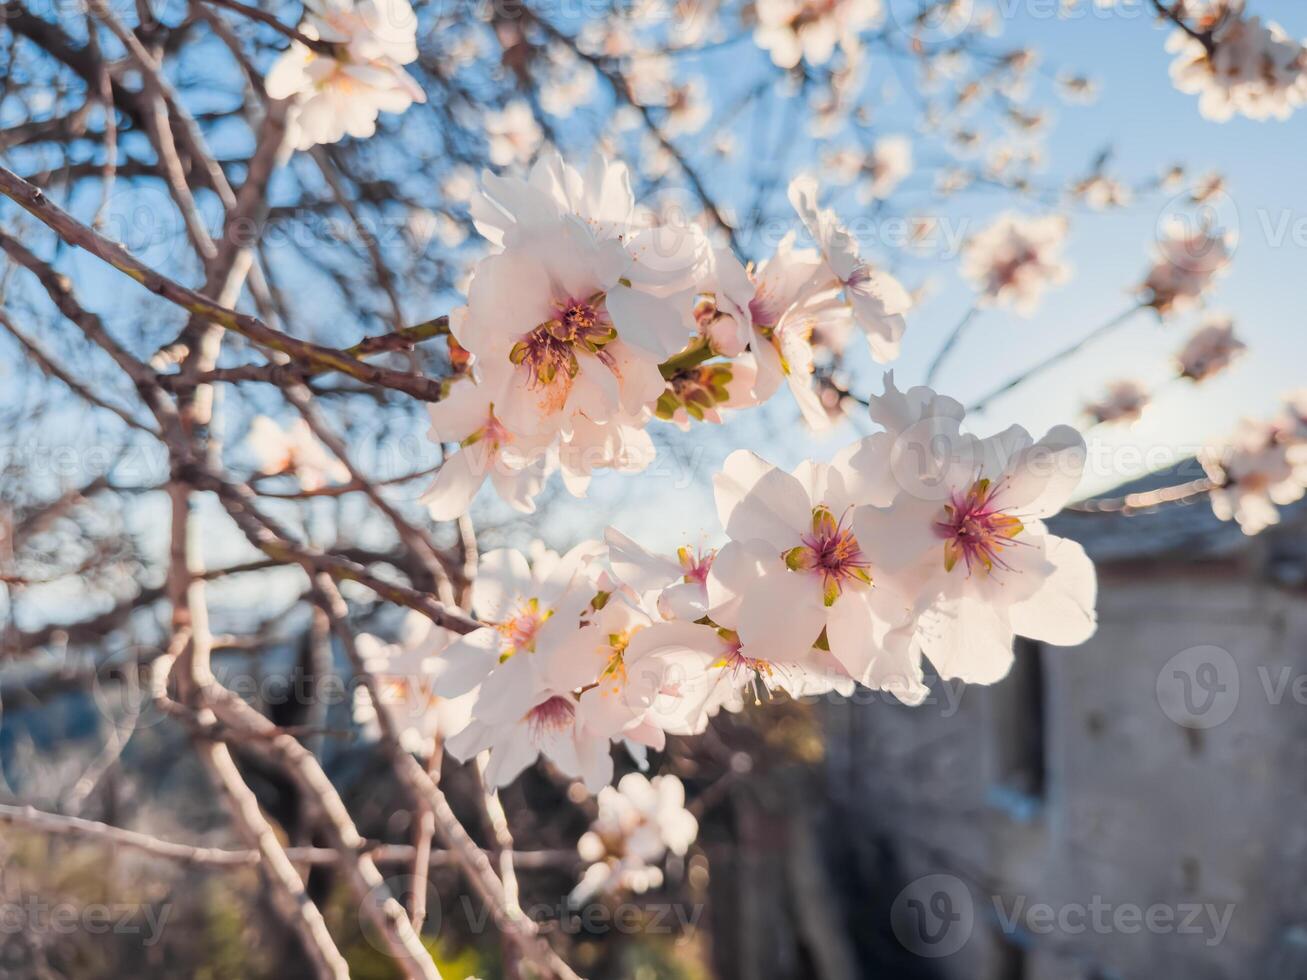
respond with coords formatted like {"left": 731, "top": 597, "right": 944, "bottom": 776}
{"left": 570, "top": 773, "right": 698, "bottom": 904}
{"left": 1202, "top": 418, "right": 1307, "bottom": 535}
{"left": 851, "top": 376, "right": 1097, "bottom": 685}
{"left": 1070, "top": 174, "right": 1132, "bottom": 210}
{"left": 421, "top": 353, "right": 553, "bottom": 519}
{"left": 754, "top": 0, "right": 883, "bottom": 69}
{"left": 1084, "top": 379, "right": 1150, "bottom": 426}
{"left": 246, "top": 415, "right": 349, "bottom": 491}
{"left": 604, "top": 527, "right": 714, "bottom": 621}
{"left": 706, "top": 236, "right": 841, "bottom": 429}
{"left": 1141, "top": 218, "right": 1232, "bottom": 316}
{"left": 265, "top": 0, "right": 424, "bottom": 150}
{"left": 706, "top": 449, "right": 923, "bottom": 701}
{"left": 443, "top": 543, "right": 615, "bottom": 790}
{"left": 861, "top": 135, "right": 913, "bottom": 201}
{"left": 788, "top": 176, "right": 913, "bottom": 364}
{"left": 451, "top": 155, "right": 708, "bottom": 492}
{"left": 1167, "top": 12, "right": 1307, "bottom": 122}
{"left": 432, "top": 542, "right": 602, "bottom": 699}
{"left": 353, "top": 614, "right": 475, "bottom": 754}
{"left": 1175, "top": 314, "right": 1246, "bottom": 382}
{"left": 960, "top": 212, "right": 1070, "bottom": 315}
{"left": 664, "top": 79, "right": 712, "bottom": 137}
{"left": 484, "top": 100, "right": 543, "bottom": 167}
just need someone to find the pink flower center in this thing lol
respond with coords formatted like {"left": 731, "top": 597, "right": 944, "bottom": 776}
{"left": 748, "top": 291, "right": 782, "bottom": 328}
{"left": 933, "top": 478, "right": 1026, "bottom": 575}
{"left": 497, "top": 598, "right": 549, "bottom": 657}
{"left": 677, "top": 545, "right": 715, "bottom": 585}
{"left": 509, "top": 295, "right": 616, "bottom": 389}
{"left": 526, "top": 695, "right": 575, "bottom": 742}
{"left": 783, "top": 506, "right": 872, "bottom": 606}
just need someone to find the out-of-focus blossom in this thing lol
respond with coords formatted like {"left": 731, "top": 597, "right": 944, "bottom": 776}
{"left": 353, "top": 614, "right": 475, "bottom": 754}
{"left": 1141, "top": 218, "right": 1232, "bottom": 316}
{"left": 1175, "top": 314, "right": 1246, "bottom": 381}
{"left": 1070, "top": 174, "right": 1133, "bottom": 210}
{"left": 754, "top": 0, "right": 883, "bottom": 69}
{"left": 1168, "top": 10, "right": 1307, "bottom": 122}
{"left": 1084, "top": 379, "right": 1150, "bottom": 426}
{"left": 266, "top": 0, "right": 424, "bottom": 150}
{"left": 571, "top": 773, "right": 698, "bottom": 904}
{"left": 1202, "top": 417, "right": 1307, "bottom": 535}
{"left": 960, "top": 212, "right": 1070, "bottom": 315}
{"left": 485, "top": 100, "right": 544, "bottom": 167}
{"left": 246, "top": 415, "right": 349, "bottom": 491}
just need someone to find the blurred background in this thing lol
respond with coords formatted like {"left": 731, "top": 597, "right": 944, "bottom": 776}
{"left": 1, "top": 0, "right": 1305, "bottom": 976}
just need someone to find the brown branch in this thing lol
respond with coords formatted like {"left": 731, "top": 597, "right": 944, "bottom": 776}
{"left": 192, "top": 465, "right": 482, "bottom": 633}
{"left": 311, "top": 575, "right": 581, "bottom": 980}
{"left": 199, "top": 0, "right": 336, "bottom": 54}
{"left": 0, "top": 310, "right": 159, "bottom": 435}
{"left": 0, "top": 803, "right": 578, "bottom": 870}
{"left": 1149, "top": 0, "right": 1216, "bottom": 57}
{"left": 205, "top": 686, "right": 442, "bottom": 980}
{"left": 1065, "top": 477, "right": 1214, "bottom": 515}
{"left": 0, "top": 166, "right": 446, "bottom": 402}
{"left": 0, "top": 230, "right": 179, "bottom": 429}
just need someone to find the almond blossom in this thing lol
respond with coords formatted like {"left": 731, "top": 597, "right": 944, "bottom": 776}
{"left": 1167, "top": 8, "right": 1307, "bottom": 122}
{"left": 421, "top": 355, "right": 552, "bottom": 519}
{"left": 1202, "top": 416, "right": 1307, "bottom": 535}
{"left": 788, "top": 176, "right": 913, "bottom": 364}
{"left": 1084, "top": 379, "right": 1150, "bottom": 426}
{"left": 570, "top": 773, "right": 698, "bottom": 904}
{"left": 753, "top": 0, "right": 882, "bottom": 68}
{"left": 604, "top": 527, "right": 714, "bottom": 621}
{"left": 1140, "top": 218, "right": 1233, "bottom": 316}
{"left": 484, "top": 100, "right": 544, "bottom": 167}
{"left": 353, "top": 615, "right": 475, "bottom": 754}
{"left": 246, "top": 415, "right": 349, "bottom": 491}
{"left": 265, "top": 0, "right": 424, "bottom": 150}
{"left": 960, "top": 212, "right": 1070, "bottom": 315}
{"left": 706, "top": 449, "right": 924, "bottom": 700}
{"left": 442, "top": 543, "right": 618, "bottom": 789}
{"left": 433, "top": 542, "right": 603, "bottom": 700}
{"left": 825, "top": 136, "right": 914, "bottom": 202}
{"left": 1175, "top": 314, "right": 1246, "bottom": 382}
{"left": 851, "top": 376, "right": 1097, "bottom": 685}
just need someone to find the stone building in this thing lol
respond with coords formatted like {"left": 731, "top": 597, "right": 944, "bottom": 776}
{"left": 815, "top": 461, "right": 1307, "bottom": 979}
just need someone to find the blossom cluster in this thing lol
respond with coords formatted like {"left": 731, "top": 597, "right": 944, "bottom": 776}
{"left": 1166, "top": 2, "right": 1307, "bottom": 122}
{"left": 1202, "top": 390, "right": 1307, "bottom": 535}
{"left": 393, "top": 373, "right": 1100, "bottom": 793}
{"left": 266, "top": 0, "right": 424, "bottom": 149}
{"left": 419, "top": 155, "right": 912, "bottom": 520}
{"left": 960, "top": 212, "right": 1070, "bottom": 315}
{"left": 571, "top": 773, "right": 698, "bottom": 904}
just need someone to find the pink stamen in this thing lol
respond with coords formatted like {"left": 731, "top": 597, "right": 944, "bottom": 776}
{"left": 526, "top": 696, "right": 575, "bottom": 743}
{"left": 933, "top": 478, "right": 1028, "bottom": 576}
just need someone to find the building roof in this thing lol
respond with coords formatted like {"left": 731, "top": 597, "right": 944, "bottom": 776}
{"left": 1049, "top": 458, "right": 1307, "bottom": 566}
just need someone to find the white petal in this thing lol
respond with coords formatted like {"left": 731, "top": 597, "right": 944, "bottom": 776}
{"left": 473, "top": 548, "right": 534, "bottom": 621}
{"left": 1008, "top": 536, "right": 1097, "bottom": 645}
{"left": 713, "top": 450, "right": 810, "bottom": 551}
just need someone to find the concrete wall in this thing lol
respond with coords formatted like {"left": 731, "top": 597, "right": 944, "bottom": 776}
{"left": 822, "top": 569, "right": 1307, "bottom": 979}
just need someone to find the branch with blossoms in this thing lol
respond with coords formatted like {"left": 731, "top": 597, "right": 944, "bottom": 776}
{"left": 1, "top": 0, "right": 1302, "bottom": 974}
